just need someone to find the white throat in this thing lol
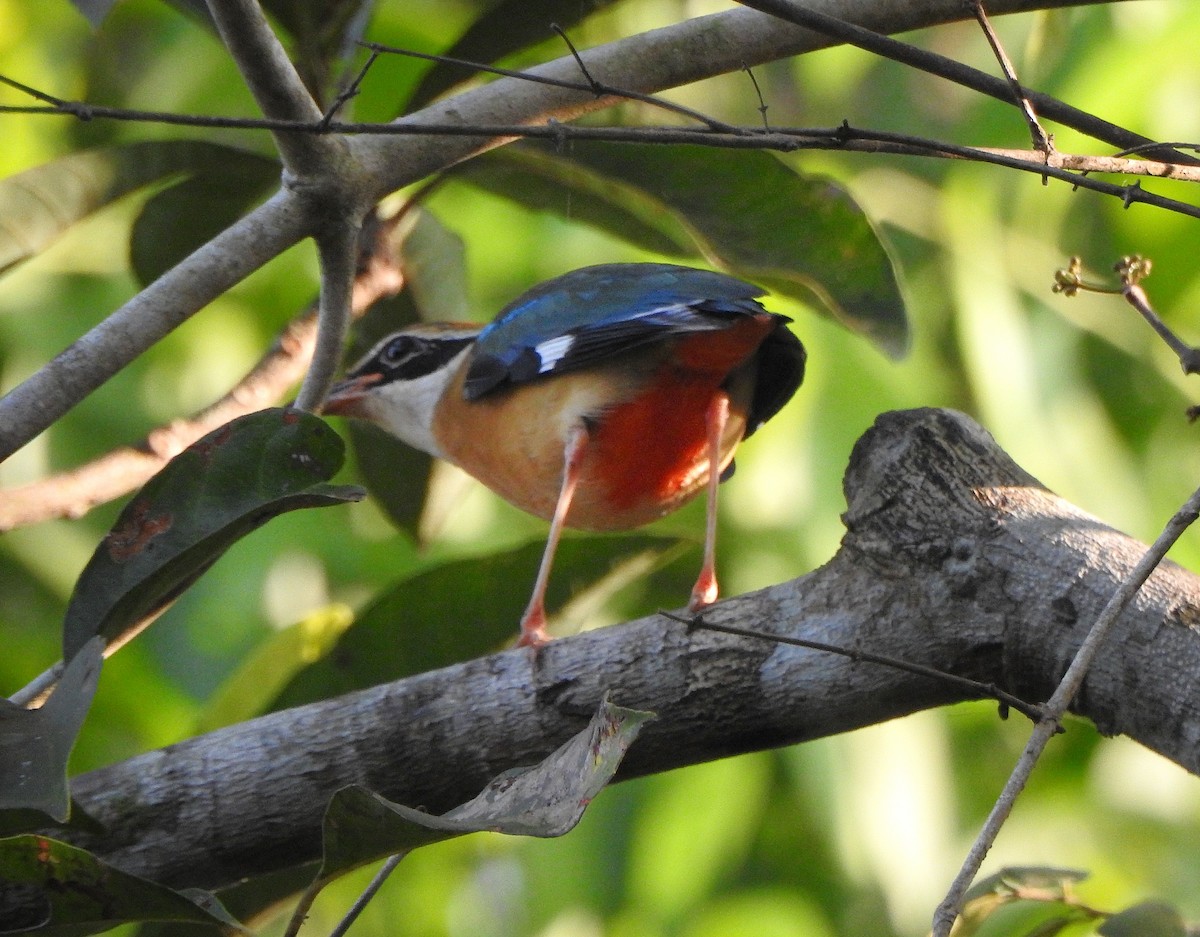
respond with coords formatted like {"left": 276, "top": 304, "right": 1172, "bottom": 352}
{"left": 360, "top": 347, "right": 470, "bottom": 459}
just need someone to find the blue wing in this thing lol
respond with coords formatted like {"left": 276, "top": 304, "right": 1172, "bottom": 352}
{"left": 463, "top": 263, "right": 775, "bottom": 400}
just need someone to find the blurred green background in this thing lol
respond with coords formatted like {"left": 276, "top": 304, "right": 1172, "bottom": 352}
{"left": 2, "top": 0, "right": 1200, "bottom": 934}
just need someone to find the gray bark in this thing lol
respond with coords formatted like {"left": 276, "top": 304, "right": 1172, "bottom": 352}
{"left": 51, "top": 407, "right": 1200, "bottom": 895}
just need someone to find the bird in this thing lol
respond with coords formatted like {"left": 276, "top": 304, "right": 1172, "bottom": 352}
{"left": 322, "top": 262, "right": 806, "bottom": 647}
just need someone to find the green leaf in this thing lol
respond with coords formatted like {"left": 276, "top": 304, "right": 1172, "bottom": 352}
{"left": 266, "top": 534, "right": 687, "bottom": 711}
{"left": 456, "top": 141, "right": 909, "bottom": 356}
{"left": 0, "top": 834, "right": 248, "bottom": 935}
{"left": 0, "top": 639, "right": 102, "bottom": 823}
{"left": 406, "top": 0, "right": 617, "bottom": 110}
{"left": 129, "top": 148, "right": 279, "bottom": 285}
{"left": 316, "top": 695, "right": 653, "bottom": 879}
{"left": 62, "top": 409, "right": 363, "bottom": 662}
{"left": 0, "top": 141, "right": 277, "bottom": 277}
{"left": 1098, "top": 901, "right": 1187, "bottom": 937}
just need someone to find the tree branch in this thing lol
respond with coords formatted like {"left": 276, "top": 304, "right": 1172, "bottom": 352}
{"left": 34, "top": 408, "right": 1200, "bottom": 899}
{"left": 204, "top": 0, "right": 336, "bottom": 177}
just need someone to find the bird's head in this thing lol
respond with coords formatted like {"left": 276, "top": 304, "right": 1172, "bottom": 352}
{"left": 322, "top": 323, "right": 481, "bottom": 458}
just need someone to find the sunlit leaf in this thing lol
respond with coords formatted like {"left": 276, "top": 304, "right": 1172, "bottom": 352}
{"left": 317, "top": 695, "right": 653, "bottom": 878}
{"left": 267, "top": 534, "right": 686, "bottom": 710}
{"left": 62, "top": 409, "right": 363, "bottom": 662}
{"left": 0, "top": 639, "right": 101, "bottom": 822}
{"left": 0, "top": 141, "right": 276, "bottom": 276}
{"left": 456, "top": 142, "right": 909, "bottom": 356}
{"left": 0, "top": 834, "right": 247, "bottom": 934}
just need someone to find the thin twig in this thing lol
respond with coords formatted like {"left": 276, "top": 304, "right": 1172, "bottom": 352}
{"left": 965, "top": 0, "right": 1052, "bottom": 155}
{"left": 328, "top": 854, "right": 407, "bottom": 937}
{"left": 742, "top": 65, "right": 771, "bottom": 131}
{"left": 359, "top": 40, "right": 745, "bottom": 135}
{"left": 662, "top": 611, "right": 1048, "bottom": 724}
{"left": 931, "top": 483, "right": 1200, "bottom": 936}
{"left": 1053, "top": 256, "right": 1200, "bottom": 377}
{"left": 321, "top": 48, "right": 380, "bottom": 129}
{"left": 732, "top": 0, "right": 1197, "bottom": 167}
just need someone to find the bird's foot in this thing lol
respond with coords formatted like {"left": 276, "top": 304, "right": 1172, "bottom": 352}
{"left": 688, "top": 570, "right": 719, "bottom": 611}
{"left": 517, "top": 604, "right": 551, "bottom": 648}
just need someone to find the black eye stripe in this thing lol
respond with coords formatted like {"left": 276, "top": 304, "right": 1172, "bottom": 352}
{"left": 359, "top": 335, "right": 475, "bottom": 383}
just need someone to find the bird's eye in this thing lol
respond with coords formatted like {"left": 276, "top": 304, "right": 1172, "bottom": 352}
{"left": 379, "top": 335, "right": 416, "bottom": 368}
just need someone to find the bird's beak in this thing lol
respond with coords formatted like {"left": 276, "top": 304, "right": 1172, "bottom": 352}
{"left": 321, "top": 372, "right": 382, "bottom": 417}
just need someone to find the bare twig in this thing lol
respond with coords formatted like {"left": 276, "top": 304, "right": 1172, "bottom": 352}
{"left": 931, "top": 483, "right": 1200, "bottom": 936}
{"left": 669, "top": 612, "right": 1049, "bottom": 724}
{"left": 742, "top": 65, "right": 772, "bottom": 131}
{"left": 360, "top": 40, "right": 746, "bottom": 135}
{"left": 732, "top": 0, "right": 1196, "bottom": 166}
{"left": 965, "top": 0, "right": 1052, "bottom": 155}
{"left": 1054, "top": 255, "right": 1200, "bottom": 376}
{"left": 321, "top": 48, "right": 380, "bottom": 128}
{"left": 328, "top": 854, "right": 406, "bottom": 937}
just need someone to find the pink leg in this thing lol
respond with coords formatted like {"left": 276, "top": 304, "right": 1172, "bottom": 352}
{"left": 689, "top": 392, "right": 730, "bottom": 611}
{"left": 518, "top": 425, "right": 589, "bottom": 647}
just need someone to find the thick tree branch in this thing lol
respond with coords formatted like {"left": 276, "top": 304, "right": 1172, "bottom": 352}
{"left": 0, "top": 0, "right": 1141, "bottom": 463}
{"left": 204, "top": 0, "right": 337, "bottom": 177}
{"left": 39, "top": 408, "right": 1200, "bottom": 897}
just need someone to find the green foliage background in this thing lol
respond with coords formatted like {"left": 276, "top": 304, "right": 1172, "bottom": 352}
{"left": 2, "top": 0, "right": 1200, "bottom": 934}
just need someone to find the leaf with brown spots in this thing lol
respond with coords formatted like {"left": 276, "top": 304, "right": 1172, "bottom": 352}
{"left": 62, "top": 409, "right": 362, "bottom": 662}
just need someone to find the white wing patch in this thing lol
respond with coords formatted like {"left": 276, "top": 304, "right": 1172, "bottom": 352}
{"left": 534, "top": 334, "right": 577, "bottom": 372}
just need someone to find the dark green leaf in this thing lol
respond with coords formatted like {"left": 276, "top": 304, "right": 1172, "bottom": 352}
{"left": 129, "top": 149, "right": 279, "bottom": 285}
{"left": 317, "top": 695, "right": 653, "bottom": 878}
{"left": 0, "top": 141, "right": 277, "bottom": 277}
{"left": 0, "top": 640, "right": 101, "bottom": 822}
{"left": 62, "top": 409, "right": 363, "bottom": 662}
{"left": 347, "top": 421, "right": 434, "bottom": 540}
{"left": 267, "top": 535, "right": 687, "bottom": 711}
{"left": 407, "top": 0, "right": 615, "bottom": 110}
{"left": 1098, "top": 901, "right": 1187, "bottom": 937}
{"left": 0, "top": 834, "right": 247, "bottom": 935}
{"left": 456, "top": 141, "right": 909, "bottom": 356}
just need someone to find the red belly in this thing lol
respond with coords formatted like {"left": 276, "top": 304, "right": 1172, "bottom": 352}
{"left": 578, "top": 316, "right": 773, "bottom": 524}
